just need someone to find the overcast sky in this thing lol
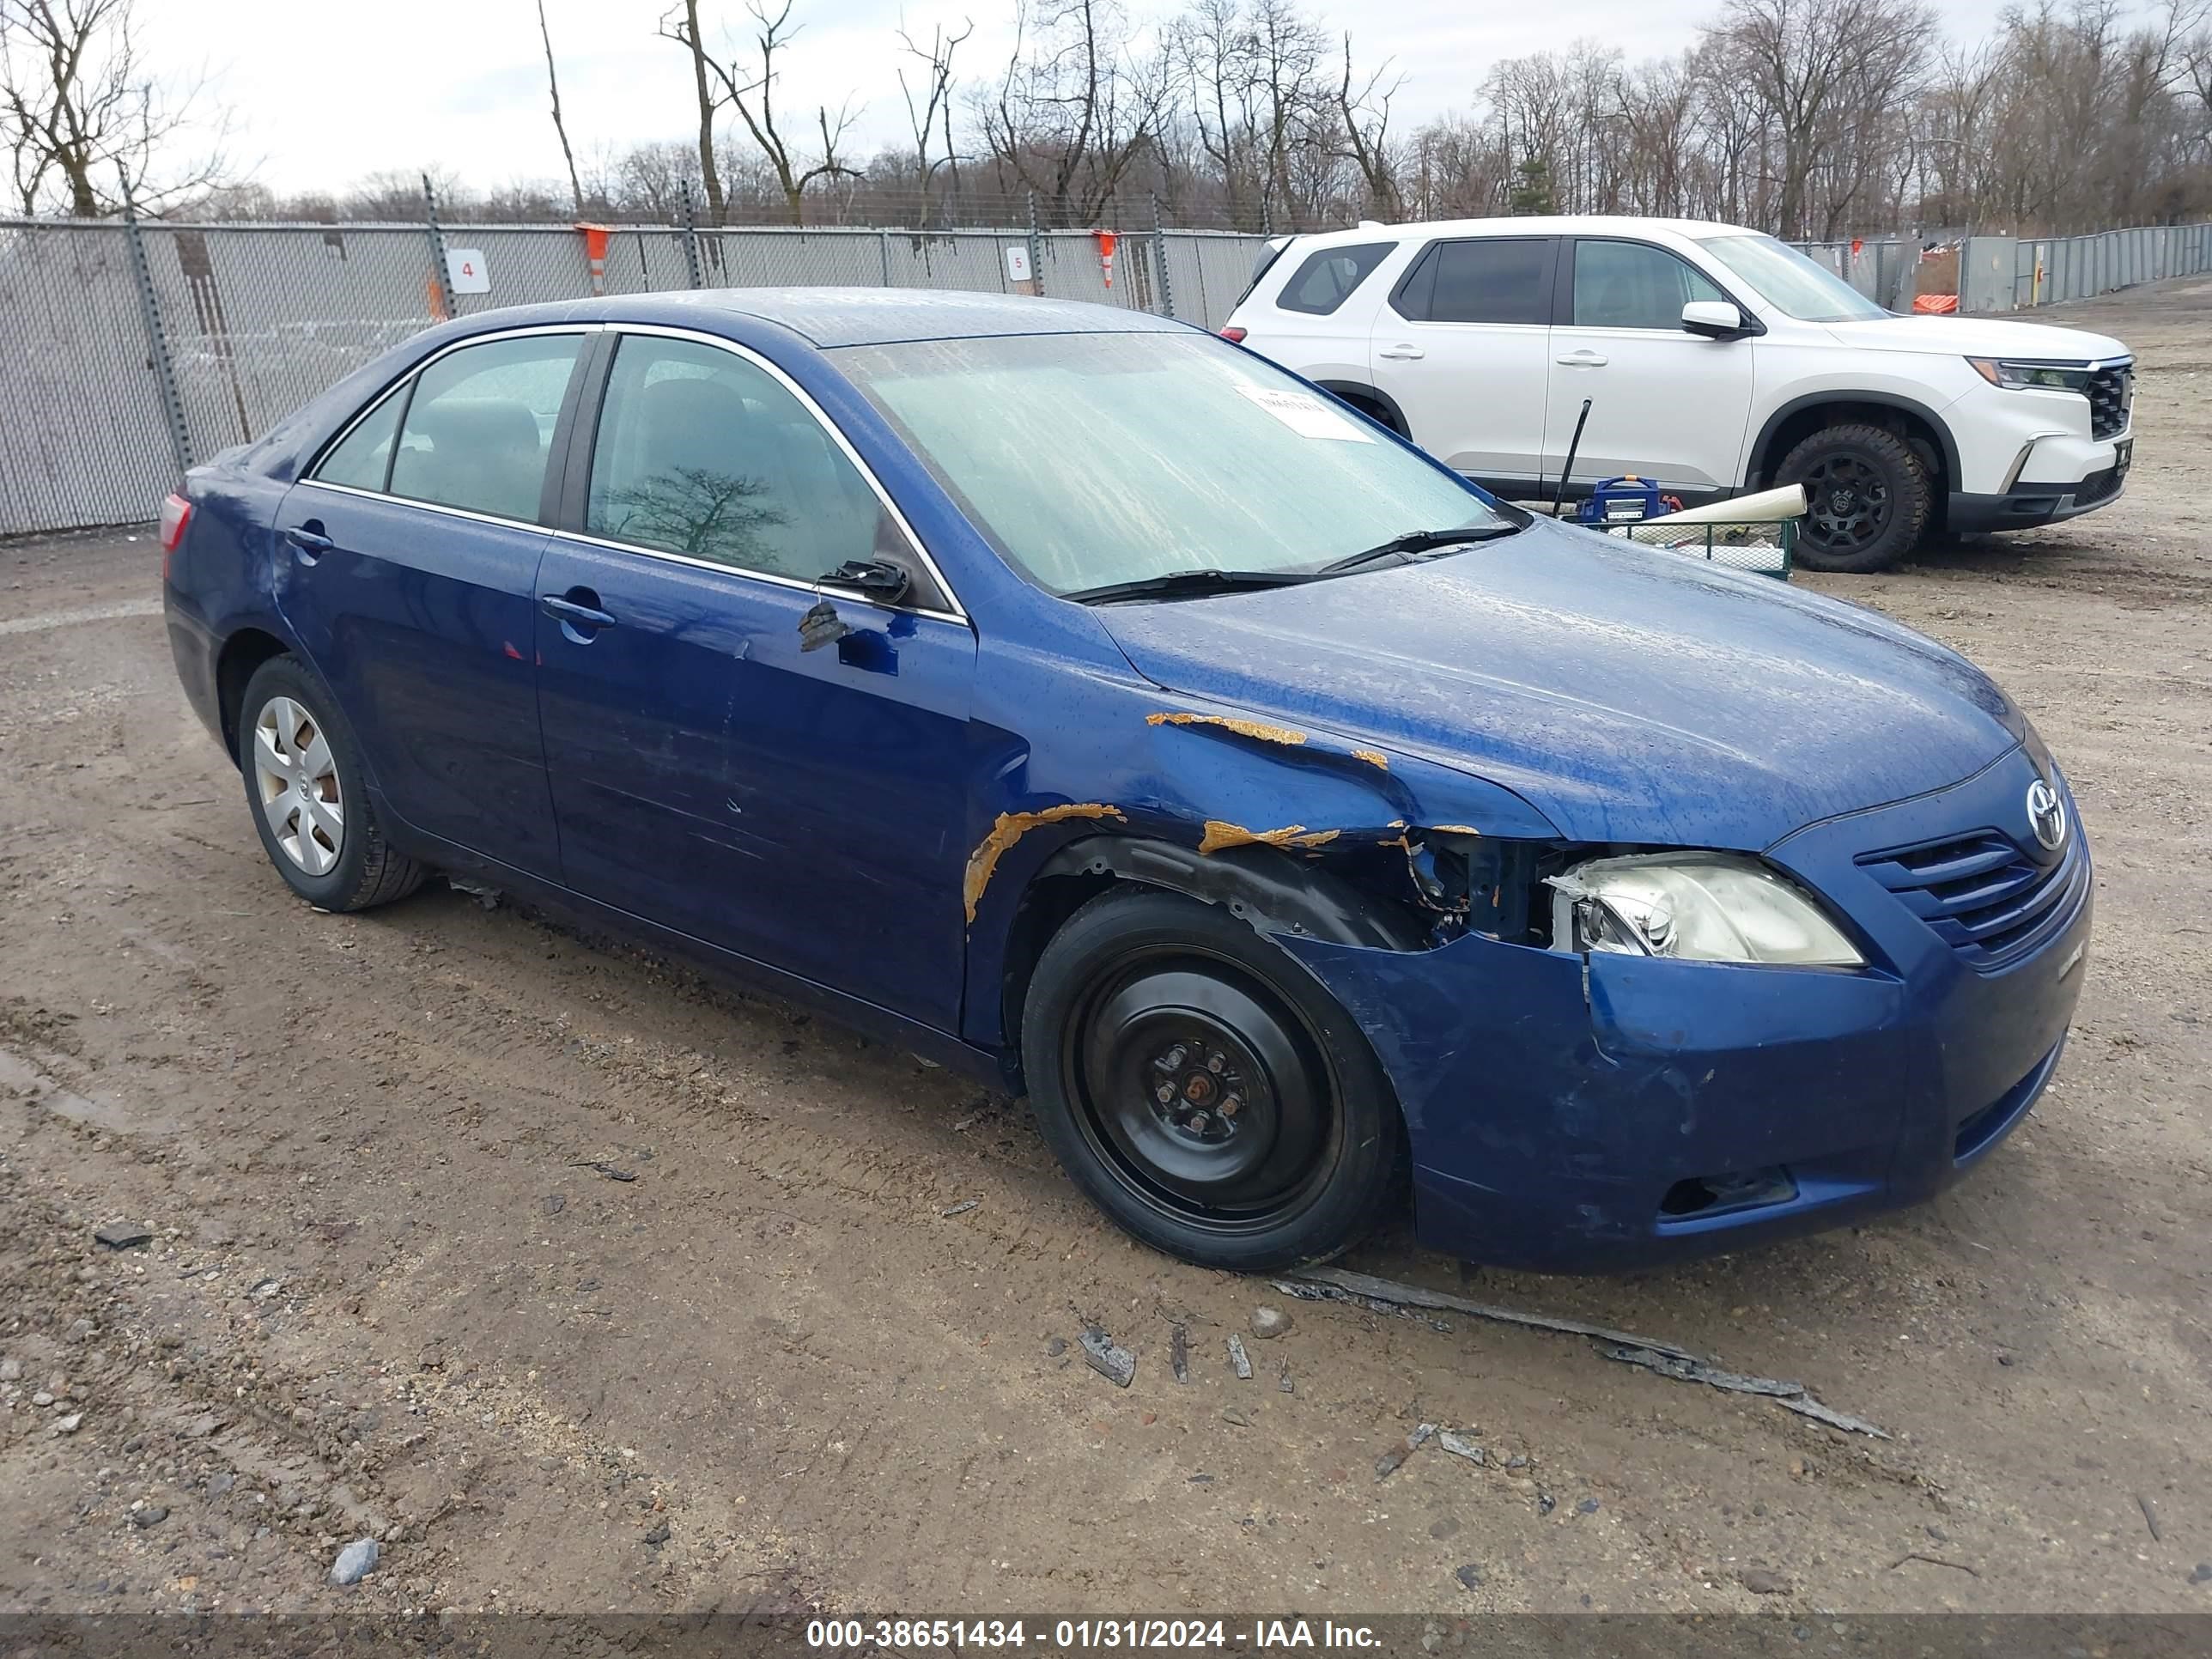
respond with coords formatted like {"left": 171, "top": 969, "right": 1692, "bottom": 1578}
{"left": 149, "top": 0, "right": 2023, "bottom": 198}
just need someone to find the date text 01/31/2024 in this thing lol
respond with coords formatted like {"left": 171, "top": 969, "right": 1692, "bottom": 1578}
{"left": 805, "top": 1620, "right": 1385, "bottom": 1650}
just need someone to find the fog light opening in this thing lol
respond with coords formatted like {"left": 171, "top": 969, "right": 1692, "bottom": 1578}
{"left": 1659, "top": 1167, "right": 1798, "bottom": 1220}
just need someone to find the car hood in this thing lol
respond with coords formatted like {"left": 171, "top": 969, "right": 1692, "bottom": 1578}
{"left": 1822, "top": 313, "right": 2129, "bottom": 361}
{"left": 1092, "top": 515, "right": 2025, "bottom": 848}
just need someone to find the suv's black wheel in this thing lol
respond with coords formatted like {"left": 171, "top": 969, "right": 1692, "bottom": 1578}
{"left": 1020, "top": 890, "right": 1403, "bottom": 1271}
{"left": 236, "top": 656, "right": 427, "bottom": 912}
{"left": 1778, "top": 422, "right": 1932, "bottom": 573}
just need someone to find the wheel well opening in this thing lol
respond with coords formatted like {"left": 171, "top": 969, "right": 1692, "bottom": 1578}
{"left": 1000, "top": 869, "right": 1123, "bottom": 1079}
{"left": 1760, "top": 401, "right": 1949, "bottom": 503}
{"left": 216, "top": 629, "right": 289, "bottom": 763}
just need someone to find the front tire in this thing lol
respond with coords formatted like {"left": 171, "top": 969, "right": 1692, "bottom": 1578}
{"left": 236, "top": 656, "right": 426, "bottom": 912}
{"left": 1778, "top": 422, "right": 1932, "bottom": 573}
{"left": 1020, "top": 890, "right": 1403, "bottom": 1271}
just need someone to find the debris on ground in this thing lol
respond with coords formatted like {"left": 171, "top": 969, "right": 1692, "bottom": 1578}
{"left": 1375, "top": 1423, "right": 1437, "bottom": 1481}
{"left": 2139, "top": 1492, "right": 2164, "bottom": 1540}
{"left": 939, "top": 1199, "right": 980, "bottom": 1218}
{"left": 92, "top": 1222, "right": 153, "bottom": 1250}
{"left": 1277, "top": 1366, "right": 1294, "bottom": 1395}
{"left": 447, "top": 878, "right": 501, "bottom": 910}
{"left": 1226, "top": 1334, "right": 1253, "bottom": 1380}
{"left": 1249, "top": 1304, "right": 1293, "bottom": 1340}
{"left": 1170, "top": 1324, "right": 1189, "bottom": 1383}
{"left": 1889, "top": 1551, "right": 1978, "bottom": 1577}
{"left": 1044, "top": 1336, "right": 1067, "bottom": 1358}
{"left": 1454, "top": 1563, "right": 1482, "bottom": 1590}
{"left": 1437, "top": 1431, "right": 1484, "bottom": 1466}
{"left": 573, "top": 1160, "right": 637, "bottom": 1182}
{"left": 1739, "top": 1566, "right": 1790, "bottom": 1595}
{"left": 1079, "top": 1326, "right": 1135, "bottom": 1388}
{"left": 1281, "top": 1266, "right": 1888, "bottom": 1439}
{"left": 543, "top": 1194, "right": 565, "bottom": 1216}
{"left": 330, "top": 1539, "right": 379, "bottom": 1587}
{"left": 1222, "top": 1406, "right": 1250, "bottom": 1427}
{"left": 130, "top": 1504, "right": 167, "bottom": 1528}
{"left": 1607, "top": 1346, "right": 1890, "bottom": 1438}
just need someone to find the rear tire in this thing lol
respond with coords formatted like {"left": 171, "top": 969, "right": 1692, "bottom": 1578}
{"left": 1020, "top": 889, "right": 1403, "bottom": 1271}
{"left": 236, "top": 656, "right": 427, "bottom": 912}
{"left": 1778, "top": 422, "right": 1932, "bottom": 573}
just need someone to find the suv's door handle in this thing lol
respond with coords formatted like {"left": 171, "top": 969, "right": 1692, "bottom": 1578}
{"left": 283, "top": 525, "right": 333, "bottom": 561}
{"left": 1555, "top": 349, "right": 1609, "bottom": 368}
{"left": 1377, "top": 344, "right": 1426, "bottom": 361}
{"left": 539, "top": 592, "right": 617, "bottom": 631}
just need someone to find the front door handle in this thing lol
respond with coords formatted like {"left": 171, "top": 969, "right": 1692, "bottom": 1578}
{"left": 284, "top": 524, "right": 333, "bottom": 562}
{"left": 539, "top": 592, "right": 617, "bottom": 632}
{"left": 1555, "top": 349, "right": 1609, "bottom": 368}
{"left": 1377, "top": 344, "right": 1426, "bottom": 361}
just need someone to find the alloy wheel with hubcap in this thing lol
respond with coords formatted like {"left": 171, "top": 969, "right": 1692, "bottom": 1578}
{"left": 252, "top": 696, "right": 344, "bottom": 875}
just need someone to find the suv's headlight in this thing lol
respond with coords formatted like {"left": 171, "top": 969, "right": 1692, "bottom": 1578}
{"left": 1547, "top": 853, "right": 1863, "bottom": 966}
{"left": 1967, "top": 357, "right": 2092, "bottom": 393}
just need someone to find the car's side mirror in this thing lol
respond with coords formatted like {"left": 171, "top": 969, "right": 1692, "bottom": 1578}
{"left": 1682, "top": 300, "right": 1753, "bottom": 339}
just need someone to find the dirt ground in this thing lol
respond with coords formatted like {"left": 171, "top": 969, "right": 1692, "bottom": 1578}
{"left": 1, "top": 277, "right": 2207, "bottom": 1626}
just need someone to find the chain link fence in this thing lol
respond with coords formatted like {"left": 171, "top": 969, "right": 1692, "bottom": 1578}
{"left": 3, "top": 207, "right": 2203, "bottom": 538}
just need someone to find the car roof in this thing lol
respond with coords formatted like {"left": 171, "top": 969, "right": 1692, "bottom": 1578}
{"left": 438, "top": 287, "right": 1187, "bottom": 349}
{"left": 1280, "top": 216, "right": 1763, "bottom": 249}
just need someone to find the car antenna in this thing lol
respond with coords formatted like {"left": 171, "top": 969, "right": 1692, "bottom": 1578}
{"left": 1551, "top": 398, "right": 1593, "bottom": 521}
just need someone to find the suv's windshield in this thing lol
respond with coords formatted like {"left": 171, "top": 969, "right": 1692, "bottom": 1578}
{"left": 833, "top": 331, "right": 1510, "bottom": 598}
{"left": 1698, "top": 234, "right": 1890, "bottom": 323}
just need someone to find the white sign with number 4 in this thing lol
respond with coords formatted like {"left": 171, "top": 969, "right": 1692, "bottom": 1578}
{"left": 445, "top": 248, "right": 489, "bottom": 295}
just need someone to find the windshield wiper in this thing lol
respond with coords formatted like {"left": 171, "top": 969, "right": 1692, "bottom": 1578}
{"left": 1317, "top": 522, "right": 1525, "bottom": 575}
{"left": 1064, "top": 568, "right": 1317, "bottom": 605}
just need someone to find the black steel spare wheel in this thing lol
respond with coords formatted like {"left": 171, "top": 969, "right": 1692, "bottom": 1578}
{"left": 1021, "top": 889, "right": 1402, "bottom": 1270}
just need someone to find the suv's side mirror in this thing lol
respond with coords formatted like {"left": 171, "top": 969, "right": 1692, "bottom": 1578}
{"left": 1682, "top": 300, "right": 1753, "bottom": 339}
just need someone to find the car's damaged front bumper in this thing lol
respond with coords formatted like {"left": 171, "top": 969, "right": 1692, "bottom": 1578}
{"left": 1280, "top": 744, "right": 2092, "bottom": 1273}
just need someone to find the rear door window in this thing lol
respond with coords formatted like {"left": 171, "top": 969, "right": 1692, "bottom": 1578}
{"left": 314, "top": 387, "right": 406, "bottom": 492}
{"left": 387, "top": 334, "right": 583, "bottom": 523}
{"left": 1276, "top": 242, "right": 1395, "bottom": 315}
{"left": 1394, "top": 238, "right": 1556, "bottom": 325}
{"left": 1571, "top": 240, "right": 1727, "bottom": 330}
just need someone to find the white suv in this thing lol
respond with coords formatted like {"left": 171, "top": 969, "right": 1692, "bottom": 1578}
{"left": 1223, "top": 216, "right": 2135, "bottom": 572}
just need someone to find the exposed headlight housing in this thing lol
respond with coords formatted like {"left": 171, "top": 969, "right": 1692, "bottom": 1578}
{"left": 1547, "top": 853, "right": 1863, "bottom": 966}
{"left": 1967, "top": 357, "right": 2093, "bottom": 393}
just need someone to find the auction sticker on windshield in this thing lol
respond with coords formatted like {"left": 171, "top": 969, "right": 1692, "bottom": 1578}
{"left": 1234, "top": 384, "right": 1373, "bottom": 442}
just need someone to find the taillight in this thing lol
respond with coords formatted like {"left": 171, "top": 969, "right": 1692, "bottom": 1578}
{"left": 1219, "top": 326, "right": 1248, "bottom": 343}
{"left": 158, "top": 491, "right": 191, "bottom": 580}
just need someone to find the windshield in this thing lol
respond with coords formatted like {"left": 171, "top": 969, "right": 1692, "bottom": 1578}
{"left": 1698, "top": 234, "right": 1890, "bottom": 323}
{"left": 832, "top": 331, "right": 1508, "bottom": 597}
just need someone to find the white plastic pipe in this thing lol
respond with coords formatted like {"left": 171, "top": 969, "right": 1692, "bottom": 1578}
{"left": 1657, "top": 484, "right": 1808, "bottom": 526}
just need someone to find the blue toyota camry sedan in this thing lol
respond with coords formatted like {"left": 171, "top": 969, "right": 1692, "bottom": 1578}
{"left": 161, "top": 289, "right": 2091, "bottom": 1273}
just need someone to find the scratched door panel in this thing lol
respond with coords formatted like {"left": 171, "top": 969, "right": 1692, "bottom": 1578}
{"left": 534, "top": 537, "right": 977, "bottom": 1030}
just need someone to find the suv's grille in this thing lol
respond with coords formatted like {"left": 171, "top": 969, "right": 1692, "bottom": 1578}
{"left": 1856, "top": 827, "right": 2087, "bottom": 969}
{"left": 2087, "top": 363, "right": 2132, "bottom": 440}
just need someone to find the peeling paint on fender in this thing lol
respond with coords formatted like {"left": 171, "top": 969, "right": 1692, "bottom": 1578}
{"left": 1198, "top": 820, "right": 1310, "bottom": 855}
{"left": 1429, "top": 824, "right": 1481, "bottom": 836}
{"left": 1288, "top": 829, "right": 1340, "bottom": 848}
{"left": 1352, "top": 749, "right": 1389, "bottom": 770}
{"left": 964, "top": 804, "right": 1126, "bottom": 922}
{"left": 1146, "top": 711, "right": 1309, "bottom": 747}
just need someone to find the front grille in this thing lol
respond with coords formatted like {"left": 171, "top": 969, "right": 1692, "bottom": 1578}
{"left": 2087, "top": 362, "right": 2132, "bottom": 440}
{"left": 1857, "top": 826, "right": 2087, "bottom": 969}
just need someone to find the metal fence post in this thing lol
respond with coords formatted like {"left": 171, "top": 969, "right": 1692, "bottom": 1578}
{"left": 678, "top": 179, "right": 706, "bottom": 289}
{"left": 1151, "top": 194, "right": 1176, "bottom": 319}
{"left": 117, "top": 168, "right": 192, "bottom": 477}
{"left": 422, "top": 173, "right": 456, "bottom": 319}
{"left": 879, "top": 227, "right": 893, "bottom": 286}
{"left": 1025, "top": 191, "right": 1043, "bottom": 296}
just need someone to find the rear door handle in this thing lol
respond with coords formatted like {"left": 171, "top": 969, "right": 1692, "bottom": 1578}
{"left": 1555, "top": 349, "right": 1608, "bottom": 368}
{"left": 1377, "top": 344, "right": 1426, "bottom": 361}
{"left": 539, "top": 592, "right": 617, "bottom": 632}
{"left": 283, "top": 525, "right": 333, "bottom": 561}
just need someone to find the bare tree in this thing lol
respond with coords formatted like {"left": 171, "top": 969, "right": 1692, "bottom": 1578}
{"left": 1, "top": 0, "right": 235, "bottom": 216}
{"left": 702, "top": 0, "right": 863, "bottom": 226}
{"left": 659, "top": 0, "right": 727, "bottom": 222}
{"left": 897, "top": 15, "right": 971, "bottom": 223}
{"left": 980, "top": 0, "right": 1162, "bottom": 225}
{"left": 535, "top": 0, "right": 585, "bottom": 218}
{"left": 1333, "top": 32, "right": 1400, "bottom": 219}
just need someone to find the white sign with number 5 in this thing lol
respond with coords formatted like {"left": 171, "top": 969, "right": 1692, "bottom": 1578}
{"left": 1003, "top": 245, "right": 1032, "bottom": 283}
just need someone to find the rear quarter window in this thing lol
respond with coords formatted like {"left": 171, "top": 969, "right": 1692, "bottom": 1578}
{"left": 1275, "top": 242, "right": 1395, "bottom": 316}
{"left": 1393, "top": 237, "right": 1556, "bottom": 325}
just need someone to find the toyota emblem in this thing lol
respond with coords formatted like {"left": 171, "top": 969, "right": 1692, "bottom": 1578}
{"left": 2026, "top": 777, "right": 2067, "bottom": 852}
